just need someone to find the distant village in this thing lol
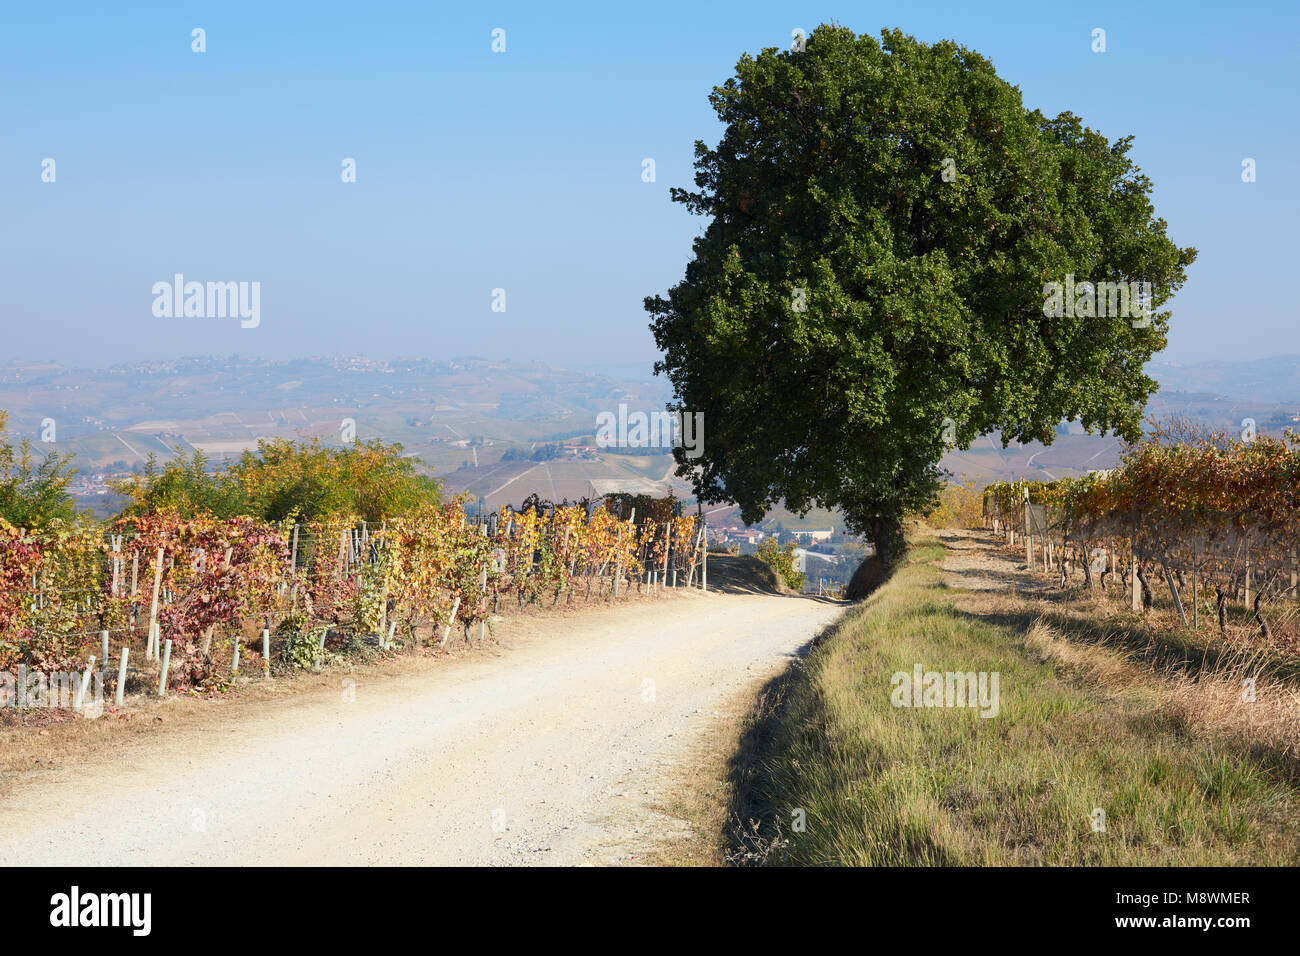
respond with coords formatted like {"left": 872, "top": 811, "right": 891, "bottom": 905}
{"left": 708, "top": 522, "right": 869, "bottom": 590}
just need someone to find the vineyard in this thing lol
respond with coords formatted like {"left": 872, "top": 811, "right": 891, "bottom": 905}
{"left": 0, "top": 496, "right": 704, "bottom": 698}
{"left": 981, "top": 429, "right": 1300, "bottom": 647}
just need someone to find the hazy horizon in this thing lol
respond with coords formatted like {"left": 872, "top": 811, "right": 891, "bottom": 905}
{"left": 4, "top": 350, "right": 1299, "bottom": 383}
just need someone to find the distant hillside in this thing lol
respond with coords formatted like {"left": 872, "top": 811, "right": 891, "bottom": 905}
{"left": 6, "top": 352, "right": 1297, "bottom": 511}
{"left": 0, "top": 355, "right": 680, "bottom": 513}
{"left": 935, "top": 357, "right": 1300, "bottom": 486}
{"left": 1149, "top": 355, "right": 1300, "bottom": 405}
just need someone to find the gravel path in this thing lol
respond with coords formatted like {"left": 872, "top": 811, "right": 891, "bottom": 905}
{"left": 0, "top": 590, "right": 843, "bottom": 866}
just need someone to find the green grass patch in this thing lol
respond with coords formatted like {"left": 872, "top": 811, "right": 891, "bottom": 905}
{"left": 729, "top": 536, "right": 1300, "bottom": 865}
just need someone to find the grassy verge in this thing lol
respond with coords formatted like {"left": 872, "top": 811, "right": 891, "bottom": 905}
{"left": 643, "top": 698, "right": 748, "bottom": 867}
{"left": 727, "top": 533, "right": 1300, "bottom": 865}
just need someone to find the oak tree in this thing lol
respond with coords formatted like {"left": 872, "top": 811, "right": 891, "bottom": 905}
{"left": 647, "top": 25, "right": 1195, "bottom": 570}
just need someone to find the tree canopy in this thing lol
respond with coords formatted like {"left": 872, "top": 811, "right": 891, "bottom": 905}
{"left": 112, "top": 438, "right": 440, "bottom": 524}
{"left": 646, "top": 25, "right": 1195, "bottom": 559}
{"left": 0, "top": 411, "right": 78, "bottom": 527}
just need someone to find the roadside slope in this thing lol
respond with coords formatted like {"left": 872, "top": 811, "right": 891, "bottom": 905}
{"left": 728, "top": 530, "right": 1300, "bottom": 866}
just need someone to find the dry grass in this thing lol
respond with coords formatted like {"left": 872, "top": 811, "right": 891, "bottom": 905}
{"left": 725, "top": 532, "right": 1300, "bottom": 866}
{"left": 1022, "top": 617, "right": 1300, "bottom": 762}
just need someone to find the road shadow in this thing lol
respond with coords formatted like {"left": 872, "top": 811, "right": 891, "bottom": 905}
{"left": 955, "top": 600, "right": 1300, "bottom": 686}
{"left": 717, "top": 610, "right": 855, "bottom": 865}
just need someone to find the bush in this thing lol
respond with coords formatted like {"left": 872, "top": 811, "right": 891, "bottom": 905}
{"left": 924, "top": 481, "right": 984, "bottom": 528}
{"left": 756, "top": 537, "right": 806, "bottom": 591}
{"left": 0, "top": 411, "right": 78, "bottom": 527}
{"left": 111, "top": 438, "right": 440, "bottom": 524}
{"left": 280, "top": 627, "right": 330, "bottom": 671}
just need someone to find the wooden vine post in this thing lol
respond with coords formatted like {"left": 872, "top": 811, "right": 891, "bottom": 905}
{"left": 1023, "top": 492, "right": 1033, "bottom": 570}
{"left": 613, "top": 524, "right": 623, "bottom": 598}
{"left": 439, "top": 596, "right": 462, "bottom": 647}
{"left": 661, "top": 522, "right": 671, "bottom": 594}
{"left": 1159, "top": 553, "right": 1187, "bottom": 626}
{"left": 1130, "top": 534, "right": 1142, "bottom": 613}
{"left": 479, "top": 542, "right": 488, "bottom": 641}
{"left": 701, "top": 523, "right": 708, "bottom": 592}
{"left": 1244, "top": 550, "right": 1253, "bottom": 608}
{"left": 147, "top": 547, "right": 165, "bottom": 659}
{"left": 1192, "top": 536, "right": 1199, "bottom": 630}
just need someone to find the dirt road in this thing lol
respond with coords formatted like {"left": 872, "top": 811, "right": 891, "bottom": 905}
{"left": 0, "top": 589, "right": 843, "bottom": 866}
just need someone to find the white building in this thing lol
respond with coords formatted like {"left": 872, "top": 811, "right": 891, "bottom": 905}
{"left": 792, "top": 548, "right": 838, "bottom": 572}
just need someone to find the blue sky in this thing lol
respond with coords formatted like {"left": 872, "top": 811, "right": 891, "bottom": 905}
{"left": 2, "top": 1, "right": 1296, "bottom": 377}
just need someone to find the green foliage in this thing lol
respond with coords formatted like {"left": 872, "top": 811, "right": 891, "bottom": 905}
{"left": 111, "top": 438, "right": 441, "bottom": 523}
{"left": 110, "top": 450, "right": 244, "bottom": 519}
{"left": 0, "top": 411, "right": 79, "bottom": 527}
{"left": 757, "top": 536, "right": 806, "bottom": 591}
{"left": 233, "top": 437, "right": 440, "bottom": 523}
{"left": 501, "top": 443, "right": 564, "bottom": 462}
{"left": 352, "top": 552, "right": 389, "bottom": 633}
{"left": 279, "top": 626, "right": 330, "bottom": 670}
{"left": 646, "top": 25, "right": 1195, "bottom": 556}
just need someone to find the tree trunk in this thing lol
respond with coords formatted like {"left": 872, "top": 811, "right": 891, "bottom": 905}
{"left": 1135, "top": 564, "right": 1154, "bottom": 610}
{"left": 845, "top": 516, "right": 901, "bottom": 601}
{"left": 871, "top": 516, "right": 902, "bottom": 568}
{"left": 1253, "top": 592, "right": 1272, "bottom": 641}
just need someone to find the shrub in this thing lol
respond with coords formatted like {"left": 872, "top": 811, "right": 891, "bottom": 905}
{"left": 924, "top": 481, "right": 984, "bottom": 528}
{"left": 757, "top": 537, "right": 806, "bottom": 591}
{"left": 280, "top": 627, "right": 330, "bottom": 671}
